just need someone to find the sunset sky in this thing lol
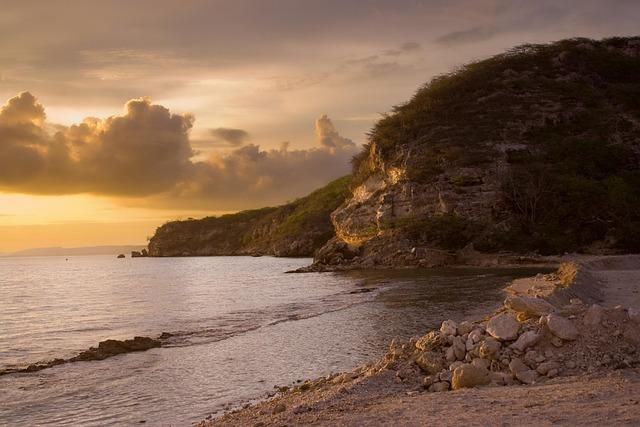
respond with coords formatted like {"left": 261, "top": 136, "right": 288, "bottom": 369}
{"left": 1, "top": 0, "right": 639, "bottom": 252}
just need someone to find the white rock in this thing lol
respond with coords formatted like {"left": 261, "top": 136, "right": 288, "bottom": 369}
{"left": 546, "top": 314, "right": 579, "bottom": 341}
{"left": 486, "top": 313, "right": 519, "bottom": 341}
{"left": 440, "top": 320, "right": 458, "bottom": 336}
{"left": 509, "top": 331, "right": 541, "bottom": 352}
{"left": 583, "top": 304, "right": 604, "bottom": 326}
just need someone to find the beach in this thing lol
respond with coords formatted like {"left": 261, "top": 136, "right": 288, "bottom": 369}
{"left": 205, "top": 255, "right": 640, "bottom": 426}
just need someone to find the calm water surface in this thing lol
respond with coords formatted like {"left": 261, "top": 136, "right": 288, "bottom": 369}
{"left": 0, "top": 255, "right": 548, "bottom": 426}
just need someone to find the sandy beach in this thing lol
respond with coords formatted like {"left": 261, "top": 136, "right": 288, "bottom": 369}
{"left": 203, "top": 255, "right": 640, "bottom": 426}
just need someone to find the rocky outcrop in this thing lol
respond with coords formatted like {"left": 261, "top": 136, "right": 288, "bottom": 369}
{"left": 309, "top": 37, "right": 640, "bottom": 270}
{"left": 148, "top": 176, "right": 350, "bottom": 257}
{"left": 0, "top": 335, "right": 166, "bottom": 376}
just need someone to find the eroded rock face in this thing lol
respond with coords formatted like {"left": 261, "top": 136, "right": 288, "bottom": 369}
{"left": 486, "top": 313, "right": 520, "bottom": 341}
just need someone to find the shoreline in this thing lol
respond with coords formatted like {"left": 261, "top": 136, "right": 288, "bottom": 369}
{"left": 202, "top": 255, "right": 640, "bottom": 426}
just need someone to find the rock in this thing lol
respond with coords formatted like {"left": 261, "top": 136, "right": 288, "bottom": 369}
{"left": 505, "top": 296, "right": 555, "bottom": 319}
{"left": 551, "top": 336, "right": 563, "bottom": 347}
{"left": 565, "top": 360, "right": 576, "bottom": 369}
{"left": 428, "top": 381, "right": 451, "bottom": 392}
{"left": 469, "top": 329, "right": 484, "bottom": 343}
{"left": 293, "top": 404, "right": 311, "bottom": 414}
{"left": 415, "top": 331, "right": 446, "bottom": 351}
{"left": 509, "top": 331, "right": 541, "bottom": 352}
{"left": 546, "top": 314, "right": 579, "bottom": 340}
{"left": 415, "top": 351, "right": 444, "bottom": 375}
{"left": 583, "top": 304, "right": 604, "bottom": 326}
{"left": 451, "top": 364, "right": 490, "bottom": 390}
{"left": 536, "top": 361, "right": 560, "bottom": 375}
{"left": 449, "top": 361, "right": 464, "bottom": 371}
{"left": 629, "top": 308, "right": 640, "bottom": 324}
{"left": 478, "top": 337, "right": 501, "bottom": 359}
{"left": 452, "top": 336, "right": 466, "bottom": 360}
{"left": 458, "top": 321, "right": 475, "bottom": 335}
{"left": 117, "top": 254, "right": 125, "bottom": 259}
{"left": 486, "top": 313, "right": 519, "bottom": 341}
{"left": 471, "top": 358, "right": 490, "bottom": 370}
{"left": 422, "top": 375, "right": 437, "bottom": 388}
{"left": 439, "top": 370, "right": 453, "bottom": 382}
{"left": 509, "top": 358, "right": 528, "bottom": 375}
{"left": 445, "top": 346, "right": 456, "bottom": 362}
{"left": 547, "top": 368, "right": 559, "bottom": 378}
{"left": 272, "top": 403, "right": 286, "bottom": 414}
{"left": 516, "top": 369, "right": 539, "bottom": 384}
{"left": 489, "top": 371, "right": 515, "bottom": 386}
{"left": 440, "top": 320, "right": 458, "bottom": 336}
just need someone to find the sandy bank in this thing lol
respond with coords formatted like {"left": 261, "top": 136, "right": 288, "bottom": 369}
{"left": 201, "top": 255, "right": 640, "bottom": 427}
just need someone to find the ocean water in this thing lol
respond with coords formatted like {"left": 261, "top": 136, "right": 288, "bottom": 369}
{"left": 0, "top": 255, "right": 547, "bottom": 426}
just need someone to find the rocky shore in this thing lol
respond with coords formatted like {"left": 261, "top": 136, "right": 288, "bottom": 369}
{"left": 201, "top": 255, "right": 640, "bottom": 426}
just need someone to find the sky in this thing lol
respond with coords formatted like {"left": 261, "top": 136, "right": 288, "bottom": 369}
{"left": 1, "top": 0, "right": 639, "bottom": 252}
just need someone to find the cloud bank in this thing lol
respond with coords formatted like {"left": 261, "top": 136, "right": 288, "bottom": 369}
{"left": 0, "top": 92, "right": 358, "bottom": 209}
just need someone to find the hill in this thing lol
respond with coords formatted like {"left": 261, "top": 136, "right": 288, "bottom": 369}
{"left": 147, "top": 176, "right": 351, "bottom": 257}
{"left": 312, "top": 37, "right": 640, "bottom": 269}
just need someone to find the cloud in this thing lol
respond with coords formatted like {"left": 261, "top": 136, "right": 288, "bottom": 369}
{"left": 0, "top": 92, "right": 357, "bottom": 209}
{"left": 208, "top": 127, "right": 250, "bottom": 146}
{"left": 435, "top": 26, "right": 497, "bottom": 45}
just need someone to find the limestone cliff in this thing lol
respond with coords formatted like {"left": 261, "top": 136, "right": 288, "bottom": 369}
{"left": 148, "top": 176, "right": 350, "bottom": 257}
{"left": 313, "top": 37, "right": 640, "bottom": 269}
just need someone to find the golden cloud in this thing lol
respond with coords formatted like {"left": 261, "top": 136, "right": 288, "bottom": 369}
{"left": 0, "top": 92, "right": 357, "bottom": 209}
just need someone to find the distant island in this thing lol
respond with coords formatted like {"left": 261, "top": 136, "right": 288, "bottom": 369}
{"left": 3, "top": 245, "right": 147, "bottom": 257}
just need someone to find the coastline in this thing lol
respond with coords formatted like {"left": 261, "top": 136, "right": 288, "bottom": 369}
{"left": 202, "top": 255, "right": 640, "bottom": 426}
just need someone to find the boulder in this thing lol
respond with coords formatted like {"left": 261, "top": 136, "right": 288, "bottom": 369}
{"left": 583, "top": 304, "right": 604, "bottom": 326}
{"left": 440, "top": 320, "right": 458, "bottom": 336}
{"left": 505, "top": 296, "right": 555, "bottom": 319}
{"left": 546, "top": 314, "right": 579, "bottom": 340}
{"left": 451, "top": 364, "right": 490, "bottom": 390}
{"left": 117, "top": 254, "right": 125, "bottom": 259}
{"left": 509, "top": 331, "right": 541, "bottom": 352}
{"left": 471, "top": 358, "right": 490, "bottom": 370}
{"left": 486, "top": 313, "right": 519, "bottom": 341}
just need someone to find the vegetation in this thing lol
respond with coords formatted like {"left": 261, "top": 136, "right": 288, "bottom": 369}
{"left": 351, "top": 37, "right": 640, "bottom": 254}
{"left": 148, "top": 176, "right": 351, "bottom": 256}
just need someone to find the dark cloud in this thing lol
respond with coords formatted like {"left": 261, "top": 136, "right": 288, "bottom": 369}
{"left": 209, "top": 127, "right": 250, "bottom": 146}
{"left": 0, "top": 92, "right": 357, "bottom": 208}
{"left": 435, "top": 26, "right": 497, "bottom": 45}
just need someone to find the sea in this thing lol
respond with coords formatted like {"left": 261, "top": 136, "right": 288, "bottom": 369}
{"left": 0, "top": 255, "right": 548, "bottom": 426}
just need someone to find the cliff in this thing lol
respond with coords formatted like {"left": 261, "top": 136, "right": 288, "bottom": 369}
{"left": 147, "top": 176, "right": 350, "bottom": 257}
{"left": 312, "top": 37, "right": 640, "bottom": 269}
